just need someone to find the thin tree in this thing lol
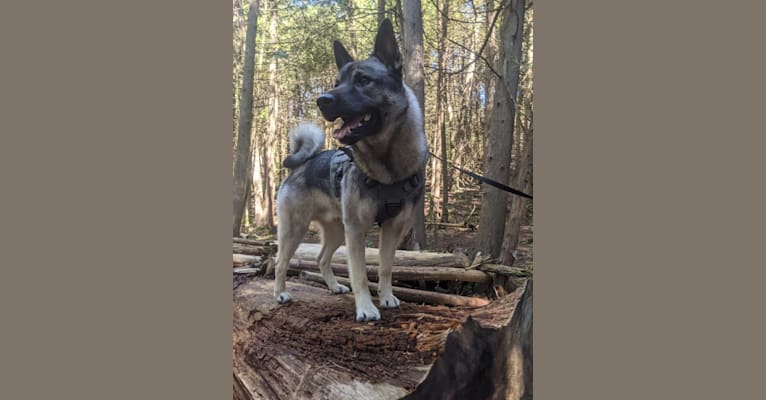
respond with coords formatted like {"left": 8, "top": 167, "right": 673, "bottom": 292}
{"left": 477, "top": 0, "right": 526, "bottom": 258}
{"left": 430, "top": 0, "right": 450, "bottom": 224}
{"left": 501, "top": 3, "right": 533, "bottom": 266}
{"left": 261, "top": 0, "right": 279, "bottom": 229}
{"left": 377, "top": 0, "right": 386, "bottom": 25}
{"left": 400, "top": 0, "right": 427, "bottom": 250}
{"left": 233, "top": 0, "right": 259, "bottom": 236}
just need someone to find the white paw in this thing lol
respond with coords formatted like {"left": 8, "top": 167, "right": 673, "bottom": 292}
{"left": 276, "top": 291, "right": 292, "bottom": 304}
{"left": 355, "top": 300, "right": 381, "bottom": 322}
{"left": 379, "top": 293, "right": 401, "bottom": 309}
{"left": 329, "top": 283, "right": 350, "bottom": 294}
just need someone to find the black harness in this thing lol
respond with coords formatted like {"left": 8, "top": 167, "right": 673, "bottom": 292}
{"left": 330, "top": 147, "right": 424, "bottom": 224}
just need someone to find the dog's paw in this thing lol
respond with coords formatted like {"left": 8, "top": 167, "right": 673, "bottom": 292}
{"left": 379, "top": 293, "right": 401, "bottom": 309}
{"left": 276, "top": 292, "right": 292, "bottom": 304}
{"left": 355, "top": 301, "right": 381, "bottom": 322}
{"left": 329, "top": 283, "right": 350, "bottom": 294}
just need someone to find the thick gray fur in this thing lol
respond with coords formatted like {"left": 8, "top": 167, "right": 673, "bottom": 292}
{"left": 273, "top": 19, "right": 428, "bottom": 322}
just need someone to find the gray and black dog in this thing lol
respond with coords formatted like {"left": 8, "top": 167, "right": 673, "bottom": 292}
{"left": 273, "top": 19, "right": 428, "bottom": 322}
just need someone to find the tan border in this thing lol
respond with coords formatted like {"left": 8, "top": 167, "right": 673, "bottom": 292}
{"left": 3, "top": 1, "right": 765, "bottom": 399}
{"left": 537, "top": 1, "right": 765, "bottom": 399}
{"left": 0, "top": 1, "right": 233, "bottom": 399}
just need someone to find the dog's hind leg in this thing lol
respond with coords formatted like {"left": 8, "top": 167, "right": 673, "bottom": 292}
{"left": 317, "top": 220, "right": 350, "bottom": 294}
{"left": 377, "top": 214, "right": 409, "bottom": 309}
{"left": 274, "top": 211, "right": 309, "bottom": 304}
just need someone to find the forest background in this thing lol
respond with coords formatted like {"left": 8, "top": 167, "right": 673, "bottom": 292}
{"left": 232, "top": 0, "right": 533, "bottom": 267}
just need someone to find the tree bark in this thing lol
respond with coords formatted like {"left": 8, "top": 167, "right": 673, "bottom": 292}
{"left": 501, "top": 124, "right": 532, "bottom": 266}
{"left": 377, "top": 0, "right": 386, "bottom": 25}
{"left": 431, "top": 0, "right": 450, "bottom": 224}
{"left": 344, "top": 0, "right": 359, "bottom": 56}
{"left": 233, "top": 276, "right": 529, "bottom": 400}
{"left": 477, "top": 0, "right": 526, "bottom": 258}
{"left": 233, "top": 0, "right": 259, "bottom": 237}
{"left": 400, "top": 0, "right": 427, "bottom": 250}
{"left": 501, "top": 4, "right": 533, "bottom": 266}
{"left": 501, "top": 279, "right": 533, "bottom": 400}
{"left": 263, "top": 0, "right": 278, "bottom": 229}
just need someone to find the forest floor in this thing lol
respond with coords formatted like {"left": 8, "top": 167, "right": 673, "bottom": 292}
{"left": 245, "top": 187, "right": 533, "bottom": 267}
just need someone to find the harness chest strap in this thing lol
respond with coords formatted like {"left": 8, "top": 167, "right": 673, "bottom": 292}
{"left": 329, "top": 148, "right": 424, "bottom": 224}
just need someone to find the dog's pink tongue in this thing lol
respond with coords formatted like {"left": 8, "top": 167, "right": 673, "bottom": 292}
{"left": 332, "top": 116, "right": 364, "bottom": 140}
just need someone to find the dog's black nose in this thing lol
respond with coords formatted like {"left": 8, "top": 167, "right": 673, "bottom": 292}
{"left": 316, "top": 93, "right": 335, "bottom": 108}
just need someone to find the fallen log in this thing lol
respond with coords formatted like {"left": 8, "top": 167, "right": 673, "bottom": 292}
{"left": 233, "top": 275, "right": 531, "bottom": 400}
{"left": 233, "top": 254, "right": 263, "bottom": 267}
{"left": 472, "top": 263, "right": 532, "bottom": 278}
{"left": 234, "top": 267, "right": 262, "bottom": 274}
{"left": 287, "top": 259, "right": 490, "bottom": 284}
{"left": 286, "top": 245, "right": 529, "bottom": 278}
{"left": 292, "top": 243, "right": 470, "bottom": 268}
{"left": 233, "top": 244, "right": 274, "bottom": 257}
{"left": 299, "top": 271, "right": 490, "bottom": 307}
{"left": 233, "top": 237, "right": 276, "bottom": 246}
{"left": 233, "top": 240, "right": 278, "bottom": 257}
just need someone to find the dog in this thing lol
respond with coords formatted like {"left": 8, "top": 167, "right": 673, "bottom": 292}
{"left": 273, "top": 19, "right": 428, "bottom": 322}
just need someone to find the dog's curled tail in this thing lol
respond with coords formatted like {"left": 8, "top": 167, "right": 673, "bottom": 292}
{"left": 282, "top": 123, "right": 325, "bottom": 169}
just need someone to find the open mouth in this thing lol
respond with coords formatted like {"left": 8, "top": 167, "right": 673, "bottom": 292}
{"left": 331, "top": 112, "right": 377, "bottom": 141}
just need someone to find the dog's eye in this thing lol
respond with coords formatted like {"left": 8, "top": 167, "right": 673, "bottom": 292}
{"left": 357, "top": 77, "right": 370, "bottom": 86}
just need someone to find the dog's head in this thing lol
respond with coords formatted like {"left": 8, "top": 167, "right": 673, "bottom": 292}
{"left": 317, "top": 19, "right": 405, "bottom": 145}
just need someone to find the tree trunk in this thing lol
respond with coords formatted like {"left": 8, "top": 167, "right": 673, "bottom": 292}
{"left": 440, "top": 123, "right": 449, "bottom": 223}
{"left": 402, "top": 279, "right": 532, "bottom": 400}
{"left": 400, "top": 0, "right": 427, "bottom": 250}
{"left": 501, "top": 4, "right": 533, "bottom": 266}
{"left": 253, "top": 0, "right": 278, "bottom": 228}
{"left": 431, "top": 0, "right": 450, "bottom": 224}
{"left": 499, "top": 279, "right": 532, "bottom": 400}
{"left": 233, "top": 0, "right": 259, "bottom": 237}
{"left": 344, "top": 0, "right": 358, "bottom": 56}
{"left": 377, "top": 0, "right": 386, "bottom": 25}
{"left": 501, "top": 122, "right": 532, "bottom": 266}
{"left": 233, "top": 0, "right": 246, "bottom": 170}
{"left": 477, "top": 0, "right": 526, "bottom": 258}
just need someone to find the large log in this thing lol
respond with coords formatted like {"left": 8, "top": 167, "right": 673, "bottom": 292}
{"left": 292, "top": 243, "right": 470, "bottom": 268}
{"left": 287, "top": 259, "right": 490, "bottom": 283}
{"left": 233, "top": 237, "right": 276, "bottom": 246}
{"left": 234, "top": 254, "right": 264, "bottom": 267}
{"left": 233, "top": 239, "right": 278, "bottom": 257}
{"left": 233, "top": 275, "right": 530, "bottom": 400}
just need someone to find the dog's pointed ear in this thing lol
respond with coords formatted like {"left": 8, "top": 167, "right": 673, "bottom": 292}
{"left": 333, "top": 40, "right": 354, "bottom": 70}
{"left": 373, "top": 19, "right": 402, "bottom": 75}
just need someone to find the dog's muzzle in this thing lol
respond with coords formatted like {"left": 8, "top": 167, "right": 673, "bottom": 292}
{"left": 317, "top": 93, "right": 335, "bottom": 108}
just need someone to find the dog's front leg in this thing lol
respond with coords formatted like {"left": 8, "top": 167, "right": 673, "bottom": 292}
{"left": 378, "top": 217, "right": 407, "bottom": 309}
{"left": 344, "top": 223, "right": 380, "bottom": 321}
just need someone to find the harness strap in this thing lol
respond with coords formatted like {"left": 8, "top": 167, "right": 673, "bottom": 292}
{"left": 368, "top": 172, "right": 423, "bottom": 224}
{"left": 330, "top": 147, "right": 424, "bottom": 224}
{"left": 330, "top": 149, "right": 352, "bottom": 199}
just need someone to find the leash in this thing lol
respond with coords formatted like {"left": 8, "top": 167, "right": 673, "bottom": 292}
{"left": 428, "top": 151, "right": 533, "bottom": 200}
